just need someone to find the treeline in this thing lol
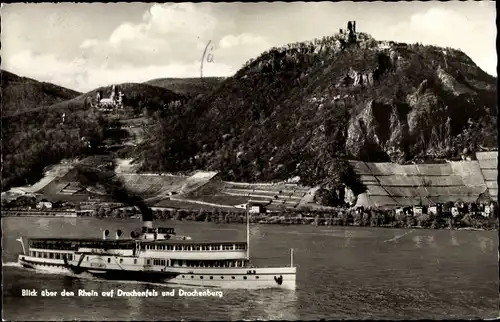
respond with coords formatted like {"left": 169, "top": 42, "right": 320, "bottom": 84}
{"left": 85, "top": 207, "right": 498, "bottom": 230}
{"left": 144, "top": 77, "right": 225, "bottom": 99}
{"left": 1, "top": 105, "right": 109, "bottom": 191}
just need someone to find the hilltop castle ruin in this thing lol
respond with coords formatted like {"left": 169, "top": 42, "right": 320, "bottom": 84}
{"left": 338, "top": 20, "right": 358, "bottom": 50}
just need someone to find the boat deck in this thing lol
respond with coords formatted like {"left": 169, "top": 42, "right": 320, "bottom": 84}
{"left": 28, "top": 237, "right": 246, "bottom": 245}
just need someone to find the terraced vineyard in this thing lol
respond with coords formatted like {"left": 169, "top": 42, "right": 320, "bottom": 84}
{"left": 4, "top": 152, "right": 496, "bottom": 211}
{"left": 117, "top": 174, "right": 189, "bottom": 197}
{"left": 222, "top": 182, "right": 311, "bottom": 208}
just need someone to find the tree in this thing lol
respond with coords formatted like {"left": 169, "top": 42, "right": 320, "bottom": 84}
{"left": 353, "top": 212, "right": 362, "bottom": 225}
{"left": 315, "top": 188, "right": 341, "bottom": 206}
{"left": 416, "top": 214, "right": 431, "bottom": 227}
{"left": 361, "top": 212, "right": 371, "bottom": 226}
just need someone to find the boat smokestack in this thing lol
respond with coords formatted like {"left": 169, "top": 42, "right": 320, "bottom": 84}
{"left": 74, "top": 165, "right": 154, "bottom": 232}
{"left": 115, "top": 229, "right": 122, "bottom": 239}
{"left": 103, "top": 229, "right": 110, "bottom": 240}
{"left": 141, "top": 205, "right": 154, "bottom": 229}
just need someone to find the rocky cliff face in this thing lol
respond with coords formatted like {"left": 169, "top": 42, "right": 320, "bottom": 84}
{"left": 141, "top": 31, "right": 497, "bottom": 193}
{"left": 338, "top": 41, "right": 497, "bottom": 164}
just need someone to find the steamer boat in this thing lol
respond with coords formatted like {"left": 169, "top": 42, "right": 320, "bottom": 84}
{"left": 17, "top": 209, "right": 296, "bottom": 289}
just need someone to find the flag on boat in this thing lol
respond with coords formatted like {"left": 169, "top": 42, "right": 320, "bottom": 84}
{"left": 234, "top": 203, "right": 248, "bottom": 210}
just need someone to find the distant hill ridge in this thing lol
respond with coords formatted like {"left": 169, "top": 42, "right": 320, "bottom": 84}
{"left": 144, "top": 77, "right": 226, "bottom": 98}
{"left": 1, "top": 70, "right": 81, "bottom": 116}
{"left": 4, "top": 82, "right": 187, "bottom": 117}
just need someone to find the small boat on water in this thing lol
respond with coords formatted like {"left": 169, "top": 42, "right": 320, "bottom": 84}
{"left": 17, "top": 208, "right": 296, "bottom": 289}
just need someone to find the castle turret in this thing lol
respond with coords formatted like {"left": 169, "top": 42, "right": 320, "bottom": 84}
{"left": 118, "top": 91, "right": 124, "bottom": 106}
{"left": 347, "top": 21, "right": 357, "bottom": 44}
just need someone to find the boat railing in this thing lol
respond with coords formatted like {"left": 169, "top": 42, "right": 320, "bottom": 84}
{"left": 28, "top": 239, "right": 136, "bottom": 251}
{"left": 140, "top": 242, "right": 247, "bottom": 252}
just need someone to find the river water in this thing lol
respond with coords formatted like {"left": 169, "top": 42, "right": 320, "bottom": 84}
{"left": 2, "top": 217, "right": 498, "bottom": 320}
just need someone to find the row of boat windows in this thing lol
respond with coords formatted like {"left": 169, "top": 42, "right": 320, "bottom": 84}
{"left": 166, "top": 259, "right": 247, "bottom": 268}
{"left": 30, "top": 251, "right": 73, "bottom": 261}
{"left": 29, "top": 242, "right": 246, "bottom": 252}
{"left": 153, "top": 259, "right": 166, "bottom": 266}
{"left": 145, "top": 259, "right": 248, "bottom": 267}
{"left": 82, "top": 256, "right": 248, "bottom": 268}
{"left": 93, "top": 257, "right": 138, "bottom": 265}
{"left": 143, "top": 244, "right": 246, "bottom": 251}
{"left": 30, "top": 241, "right": 135, "bottom": 250}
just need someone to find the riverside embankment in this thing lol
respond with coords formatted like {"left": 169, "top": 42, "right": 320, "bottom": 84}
{"left": 156, "top": 208, "right": 498, "bottom": 230}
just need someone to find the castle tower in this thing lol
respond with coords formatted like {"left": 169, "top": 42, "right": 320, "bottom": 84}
{"left": 347, "top": 21, "right": 357, "bottom": 44}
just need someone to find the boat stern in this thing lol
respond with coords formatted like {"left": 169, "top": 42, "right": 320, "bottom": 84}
{"left": 260, "top": 266, "right": 297, "bottom": 290}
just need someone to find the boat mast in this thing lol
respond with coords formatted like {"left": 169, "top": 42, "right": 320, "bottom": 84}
{"left": 246, "top": 201, "right": 250, "bottom": 260}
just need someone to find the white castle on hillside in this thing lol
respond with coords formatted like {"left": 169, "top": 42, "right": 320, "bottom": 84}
{"left": 92, "top": 85, "right": 124, "bottom": 110}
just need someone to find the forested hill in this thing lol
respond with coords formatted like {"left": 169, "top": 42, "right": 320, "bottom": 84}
{"left": 1, "top": 70, "right": 81, "bottom": 116}
{"left": 144, "top": 77, "right": 225, "bottom": 98}
{"left": 2, "top": 80, "right": 187, "bottom": 192}
{"left": 139, "top": 31, "right": 497, "bottom": 195}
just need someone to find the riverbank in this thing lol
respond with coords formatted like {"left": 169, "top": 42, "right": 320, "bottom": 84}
{"left": 157, "top": 209, "right": 497, "bottom": 230}
{"left": 2, "top": 210, "right": 78, "bottom": 218}
{"left": 4, "top": 208, "right": 496, "bottom": 230}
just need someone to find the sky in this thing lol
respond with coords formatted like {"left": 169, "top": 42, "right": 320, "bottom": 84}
{"left": 1, "top": 2, "right": 497, "bottom": 92}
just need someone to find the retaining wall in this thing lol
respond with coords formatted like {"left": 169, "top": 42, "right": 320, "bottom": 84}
{"left": 351, "top": 152, "right": 498, "bottom": 208}
{"left": 476, "top": 152, "right": 498, "bottom": 199}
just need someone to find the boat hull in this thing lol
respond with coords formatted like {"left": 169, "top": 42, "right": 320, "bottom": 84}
{"left": 18, "top": 254, "right": 296, "bottom": 289}
{"left": 18, "top": 255, "right": 72, "bottom": 275}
